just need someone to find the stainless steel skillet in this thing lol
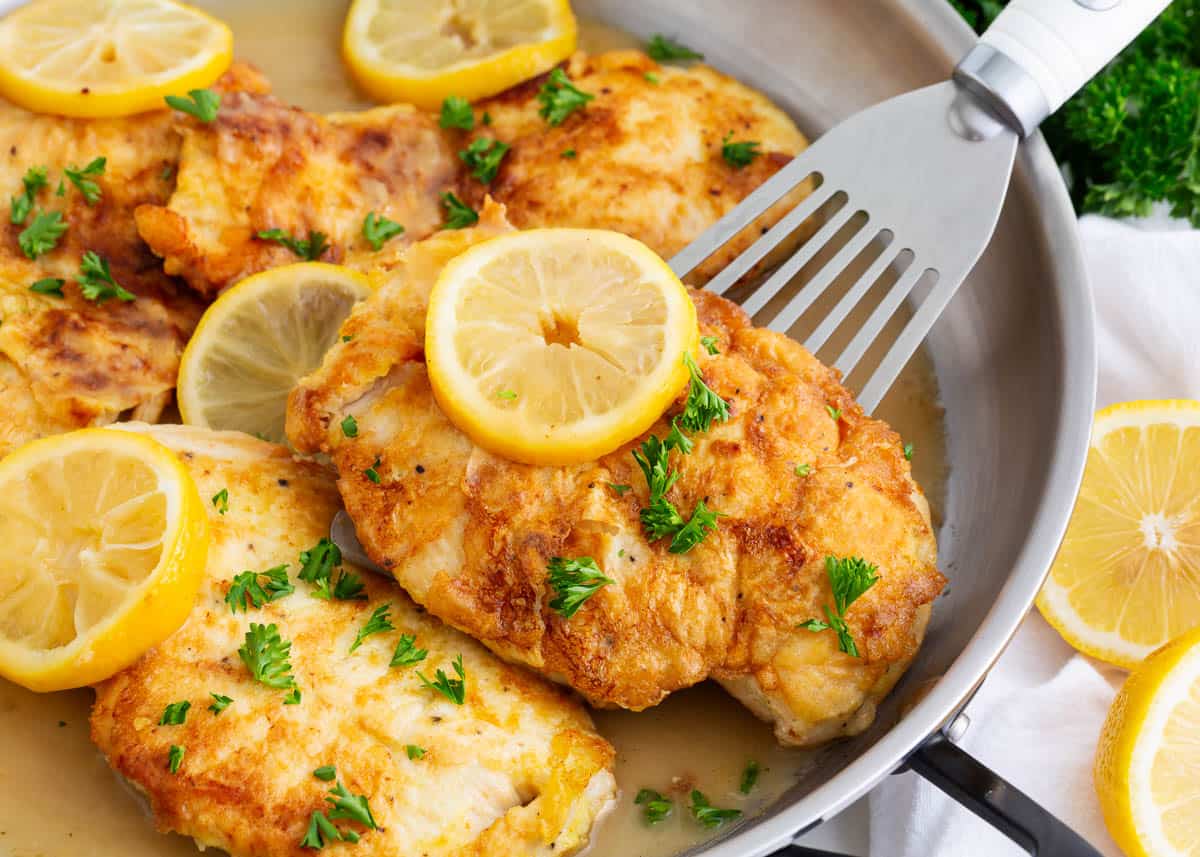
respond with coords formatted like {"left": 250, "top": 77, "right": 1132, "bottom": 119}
{"left": 569, "top": 0, "right": 1098, "bottom": 854}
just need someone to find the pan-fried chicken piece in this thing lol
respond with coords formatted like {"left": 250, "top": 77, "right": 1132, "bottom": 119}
{"left": 134, "top": 93, "right": 461, "bottom": 297}
{"left": 287, "top": 209, "right": 944, "bottom": 746}
{"left": 470, "top": 51, "right": 814, "bottom": 283}
{"left": 0, "top": 63, "right": 270, "bottom": 456}
{"left": 91, "top": 424, "right": 616, "bottom": 857}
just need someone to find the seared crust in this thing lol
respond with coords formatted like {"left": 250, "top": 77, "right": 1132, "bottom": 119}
{"left": 286, "top": 210, "right": 944, "bottom": 746}
{"left": 91, "top": 424, "right": 616, "bottom": 857}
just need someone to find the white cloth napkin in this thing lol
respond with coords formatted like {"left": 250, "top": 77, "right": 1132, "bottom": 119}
{"left": 867, "top": 213, "right": 1200, "bottom": 856}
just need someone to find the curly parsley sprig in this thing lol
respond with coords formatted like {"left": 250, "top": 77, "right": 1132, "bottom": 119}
{"left": 546, "top": 557, "right": 614, "bottom": 618}
{"left": 799, "top": 555, "right": 880, "bottom": 657}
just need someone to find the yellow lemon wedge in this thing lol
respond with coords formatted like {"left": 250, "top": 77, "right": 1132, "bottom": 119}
{"left": 1095, "top": 624, "right": 1200, "bottom": 857}
{"left": 177, "top": 262, "right": 374, "bottom": 444}
{"left": 0, "top": 0, "right": 232, "bottom": 118}
{"left": 424, "top": 228, "right": 698, "bottom": 466}
{"left": 0, "top": 428, "right": 207, "bottom": 691}
{"left": 342, "top": 0, "right": 577, "bottom": 110}
{"left": 1037, "top": 399, "right": 1200, "bottom": 668}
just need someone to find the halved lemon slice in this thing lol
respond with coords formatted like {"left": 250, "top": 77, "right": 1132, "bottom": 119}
{"left": 0, "top": 0, "right": 232, "bottom": 118}
{"left": 1038, "top": 400, "right": 1200, "bottom": 668}
{"left": 425, "top": 228, "right": 698, "bottom": 466}
{"left": 342, "top": 0, "right": 577, "bottom": 109}
{"left": 0, "top": 428, "right": 208, "bottom": 691}
{"left": 1095, "top": 623, "right": 1200, "bottom": 857}
{"left": 178, "top": 262, "right": 374, "bottom": 443}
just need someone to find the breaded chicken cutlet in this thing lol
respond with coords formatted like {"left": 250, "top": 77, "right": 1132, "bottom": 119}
{"left": 135, "top": 51, "right": 811, "bottom": 297}
{"left": 287, "top": 206, "right": 945, "bottom": 747}
{"left": 0, "top": 63, "right": 269, "bottom": 457}
{"left": 91, "top": 424, "right": 617, "bottom": 857}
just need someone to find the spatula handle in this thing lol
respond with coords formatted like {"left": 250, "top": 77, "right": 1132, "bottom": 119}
{"left": 955, "top": 0, "right": 1171, "bottom": 136}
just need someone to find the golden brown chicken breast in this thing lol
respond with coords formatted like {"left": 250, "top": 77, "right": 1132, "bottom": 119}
{"left": 287, "top": 207, "right": 944, "bottom": 746}
{"left": 91, "top": 424, "right": 617, "bottom": 857}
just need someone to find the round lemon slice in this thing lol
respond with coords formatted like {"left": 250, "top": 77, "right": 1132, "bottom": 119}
{"left": 342, "top": 0, "right": 577, "bottom": 110}
{"left": 1095, "top": 624, "right": 1200, "bottom": 857}
{"left": 0, "top": 0, "right": 232, "bottom": 118}
{"left": 425, "top": 228, "right": 698, "bottom": 466}
{"left": 177, "top": 262, "right": 373, "bottom": 444}
{"left": 0, "top": 428, "right": 208, "bottom": 691}
{"left": 1037, "top": 399, "right": 1200, "bottom": 668}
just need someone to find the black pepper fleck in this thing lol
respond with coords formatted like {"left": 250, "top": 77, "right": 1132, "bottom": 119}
{"left": 277, "top": 478, "right": 289, "bottom": 487}
{"left": 415, "top": 465, "right": 425, "bottom": 474}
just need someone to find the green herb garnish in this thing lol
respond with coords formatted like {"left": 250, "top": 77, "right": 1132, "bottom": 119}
{"left": 284, "top": 688, "right": 302, "bottom": 705}
{"left": 459, "top": 137, "right": 510, "bottom": 183}
{"left": 364, "top": 455, "right": 382, "bottom": 484}
{"left": 795, "top": 463, "right": 811, "bottom": 477}
{"left": 225, "top": 565, "right": 293, "bottom": 613}
{"left": 257, "top": 228, "right": 328, "bottom": 260}
{"left": 78, "top": 251, "right": 134, "bottom": 302}
{"left": 350, "top": 603, "right": 394, "bottom": 653}
{"left": 700, "top": 335, "right": 719, "bottom": 355}
{"left": 439, "top": 191, "right": 478, "bottom": 229}
{"left": 740, "top": 760, "right": 760, "bottom": 794}
{"left": 678, "top": 352, "right": 729, "bottom": 433}
{"left": 405, "top": 744, "right": 426, "bottom": 760}
{"left": 300, "top": 810, "right": 342, "bottom": 849}
{"left": 29, "top": 277, "right": 64, "bottom": 298}
{"left": 903, "top": 442, "right": 914, "bottom": 461}
{"left": 165, "top": 89, "right": 220, "bottom": 123}
{"left": 313, "top": 765, "right": 337, "bottom": 781}
{"left": 207, "top": 693, "right": 232, "bottom": 715}
{"left": 19, "top": 210, "right": 68, "bottom": 259}
{"left": 721, "top": 133, "right": 761, "bottom": 169}
{"left": 690, "top": 790, "right": 742, "bottom": 828}
{"left": 417, "top": 654, "right": 466, "bottom": 705}
{"left": 11, "top": 166, "right": 47, "bottom": 224}
{"left": 646, "top": 34, "right": 703, "bottom": 61}
{"left": 340, "top": 415, "right": 358, "bottom": 437}
{"left": 389, "top": 634, "right": 428, "bottom": 668}
{"left": 439, "top": 95, "right": 474, "bottom": 130}
{"left": 326, "top": 781, "right": 377, "bottom": 829}
{"left": 546, "top": 556, "right": 614, "bottom": 618}
{"left": 799, "top": 555, "right": 880, "bottom": 657}
{"left": 537, "top": 68, "right": 594, "bottom": 126}
{"left": 362, "top": 211, "right": 404, "bottom": 250}
{"left": 635, "top": 788, "right": 673, "bottom": 824}
{"left": 211, "top": 488, "right": 229, "bottom": 514}
{"left": 167, "top": 744, "right": 184, "bottom": 774}
{"left": 159, "top": 700, "right": 191, "bottom": 726}
{"left": 238, "top": 622, "right": 296, "bottom": 689}
{"left": 64, "top": 157, "right": 105, "bottom": 204}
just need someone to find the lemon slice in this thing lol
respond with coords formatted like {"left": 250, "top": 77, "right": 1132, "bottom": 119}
{"left": 425, "top": 228, "right": 698, "bottom": 466}
{"left": 342, "top": 0, "right": 577, "bottom": 110}
{"left": 0, "top": 428, "right": 207, "bottom": 691}
{"left": 178, "top": 262, "right": 373, "bottom": 443}
{"left": 0, "top": 0, "right": 232, "bottom": 119}
{"left": 1037, "top": 400, "right": 1200, "bottom": 668}
{"left": 1095, "top": 624, "right": 1200, "bottom": 857}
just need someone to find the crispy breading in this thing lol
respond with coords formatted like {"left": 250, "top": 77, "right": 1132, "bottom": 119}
{"left": 134, "top": 93, "right": 461, "bottom": 297}
{"left": 91, "top": 424, "right": 616, "bottom": 857}
{"left": 0, "top": 63, "right": 270, "bottom": 456}
{"left": 471, "top": 51, "right": 814, "bottom": 283}
{"left": 286, "top": 210, "right": 944, "bottom": 746}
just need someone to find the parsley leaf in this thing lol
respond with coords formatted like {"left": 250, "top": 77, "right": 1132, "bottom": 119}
{"left": 903, "top": 442, "right": 914, "bottom": 461}
{"left": 167, "top": 744, "right": 184, "bottom": 774}
{"left": 668, "top": 499, "right": 720, "bottom": 554}
{"left": 700, "top": 335, "right": 720, "bottom": 355}
{"left": 537, "top": 68, "right": 594, "bottom": 126}
{"left": 77, "top": 251, "right": 134, "bottom": 302}
{"left": 495, "top": 389, "right": 517, "bottom": 400}
{"left": 257, "top": 228, "right": 328, "bottom": 260}
{"left": 238, "top": 622, "right": 296, "bottom": 689}
{"left": 284, "top": 688, "right": 302, "bottom": 705}
{"left": 607, "top": 482, "right": 631, "bottom": 496}
{"left": 313, "top": 765, "right": 337, "bottom": 781}
{"left": 165, "top": 89, "right": 220, "bottom": 123}
{"left": 19, "top": 210, "right": 68, "bottom": 259}
{"left": 314, "top": 568, "right": 366, "bottom": 602}
{"left": 225, "top": 565, "right": 294, "bottom": 613}
{"left": 439, "top": 95, "right": 474, "bottom": 130}
{"left": 340, "top": 415, "right": 358, "bottom": 437}
{"left": 439, "top": 191, "right": 478, "bottom": 230}
{"left": 11, "top": 166, "right": 48, "bottom": 224}
{"left": 29, "top": 277, "right": 64, "bottom": 298}
{"left": 417, "top": 654, "right": 466, "bottom": 705}
{"left": 326, "top": 781, "right": 377, "bottom": 829}
{"left": 644, "top": 72, "right": 660, "bottom": 85}
{"left": 389, "top": 634, "right": 428, "bottom": 668}
{"left": 690, "top": 790, "right": 742, "bottom": 828}
{"left": 64, "top": 157, "right": 105, "bottom": 204}
{"left": 362, "top": 211, "right": 404, "bottom": 250}
{"left": 546, "top": 556, "right": 614, "bottom": 618}
{"left": 827, "top": 405, "right": 841, "bottom": 421}
{"left": 646, "top": 34, "right": 703, "bottom": 61}
{"left": 740, "top": 760, "right": 761, "bottom": 794}
{"left": 633, "top": 434, "right": 681, "bottom": 501}
{"left": 405, "top": 744, "right": 426, "bottom": 760}
{"left": 459, "top": 137, "right": 510, "bottom": 183}
{"left": 300, "top": 810, "right": 341, "bottom": 849}
{"left": 211, "top": 488, "right": 229, "bottom": 514}
{"left": 208, "top": 693, "right": 232, "bottom": 715}
{"left": 635, "top": 789, "right": 673, "bottom": 824}
{"left": 561, "top": 147, "right": 577, "bottom": 159}
{"left": 678, "top": 352, "right": 730, "bottom": 433}
{"left": 640, "top": 494, "right": 685, "bottom": 541}
{"left": 159, "top": 700, "right": 191, "bottom": 726}
{"left": 721, "top": 133, "right": 761, "bottom": 169}
{"left": 795, "top": 463, "right": 811, "bottom": 477}
{"left": 299, "top": 538, "right": 342, "bottom": 585}
{"left": 799, "top": 556, "right": 880, "bottom": 657}
{"left": 349, "top": 603, "right": 394, "bottom": 653}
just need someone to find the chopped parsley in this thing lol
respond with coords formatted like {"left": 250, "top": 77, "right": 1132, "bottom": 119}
{"left": 690, "top": 790, "right": 742, "bottom": 828}
{"left": 721, "top": 133, "right": 761, "bottom": 169}
{"left": 340, "top": 414, "right": 358, "bottom": 437}
{"left": 315, "top": 568, "right": 367, "bottom": 602}
{"left": 207, "top": 693, "right": 232, "bottom": 715}
{"left": 18, "top": 210, "right": 67, "bottom": 259}
{"left": 55, "top": 179, "right": 65, "bottom": 196}
{"left": 903, "top": 442, "right": 914, "bottom": 461}
{"left": 561, "top": 148, "right": 577, "bottom": 159}
{"left": 29, "top": 277, "right": 64, "bottom": 298}
{"left": 459, "top": 137, "right": 510, "bottom": 183}
{"left": 211, "top": 488, "right": 229, "bottom": 514}
{"left": 546, "top": 556, "right": 614, "bottom": 618}
{"left": 537, "top": 68, "right": 594, "bottom": 126}
{"left": 225, "top": 565, "right": 293, "bottom": 613}
{"left": 607, "top": 482, "right": 631, "bottom": 496}
{"left": 740, "top": 760, "right": 761, "bottom": 794}
{"left": 64, "top": 157, "right": 105, "bottom": 204}
{"left": 826, "top": 405, "right": 841, "bottom": 422}
{"left": 405, "top": 744, "right": 426, "bottom": 760}
{"left": 364, "top": 455, "right": 382, "bottom": 484}
{"left": 799, "top": 555, "right": 880, "bottom": 657}
{"left": 700, "top": 335, "right": 720, "bottom": 355}
{"left": 238, "top": 622, "right": 296, "bottom": 689}
{"left": 284, "top": 688, "right": 302, "bottom": 705}
{"left": 299, "top": 538, "right": 341, "bottom": 585}
{"left": 11, "top": 166, "right": 47, "bottom": 224}
{"left": 326, "top": 781, "right": 377, "bottom": 829}
{"left": 167, "top": 744, "right": 184, "bottom": 774}
{"left": 482, "top": 111, "right": 492, "bottom": 126}
{"left": 389, "top": 634, "right": 428, "bottom": 668}
{"left": 159, "top": 700, "right": 191, "bottom": 726}
{"left": 349, "top": 603, "right": 394, "bottom": 653}
{"left": 644, "top": 72, "right": 661, "bottom": 84}
{"left": 440, "top": 191, "right": 478, "bottom": 229}
{"left": 257, "top": 228, "right": 328, "bottom": 261}
{"left": 362, "top": 211, "right": 404, "bottom": 250}
{"left": 795, "top": 463, "right": 811, "bottom": 477}
{"left": 78, "top": 251, "right": 134, "bottom": 302}
{"left": 417, "top": 654, "right": 466, "bottom": 705}
{"left": 666, "top": 499, "right": 720, "bottom": 554}
{"left": 164, "top": 88, "right": 220, "bottom": 123}
{"left": 300, "top": 810, "right": 342, "bottom": 849}
{"left": 439, "top": 95, "right": 474, "bottom": 130}
{"left": 635, "top": 789, "right": 673, "bottom": 824}
{"left": 646, "top": 34, "right": 703, "bottom": 61}
{"left": 496, "top": 389, "right": 517, "bottom": 400}
{"left": 678, "top": 352, "right": 730, "bottom": 433}
{"left": 313, "top": 765, "right": 337, "bottom": 781}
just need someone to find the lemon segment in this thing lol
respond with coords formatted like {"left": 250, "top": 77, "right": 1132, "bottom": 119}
{"left": 177, "top": 262, "right": 374, "bottom": 444}
{"left": 1038, "top": 399, "right": 1200, "bottom": 668}
{"left": 342, "top": 0, "right": 577, "bottom": 109}
{"left": 425, "top": 228, "right": 698, "bottom": 466}
{"left": 1095, "top": 624, "right": 1200, "bottom": 857}
{"left": 0, "top": 428, "right": 207, "bottom": 691}
{"left": 0, "top": 0, "right": 232, "bottom": 118}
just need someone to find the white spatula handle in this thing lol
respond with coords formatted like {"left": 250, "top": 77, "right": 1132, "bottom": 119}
{"left": 955, "top": 0, "right": 1172, "bottom": 136}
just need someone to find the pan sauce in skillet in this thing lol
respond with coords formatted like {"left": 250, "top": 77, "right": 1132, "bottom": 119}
{"left": 0, "top": 3, "right": 948, "bottom": 855}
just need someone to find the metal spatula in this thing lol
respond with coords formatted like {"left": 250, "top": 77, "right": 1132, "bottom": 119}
{"left": 672, "top": 0, "right": 1171, "bottom": 413}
